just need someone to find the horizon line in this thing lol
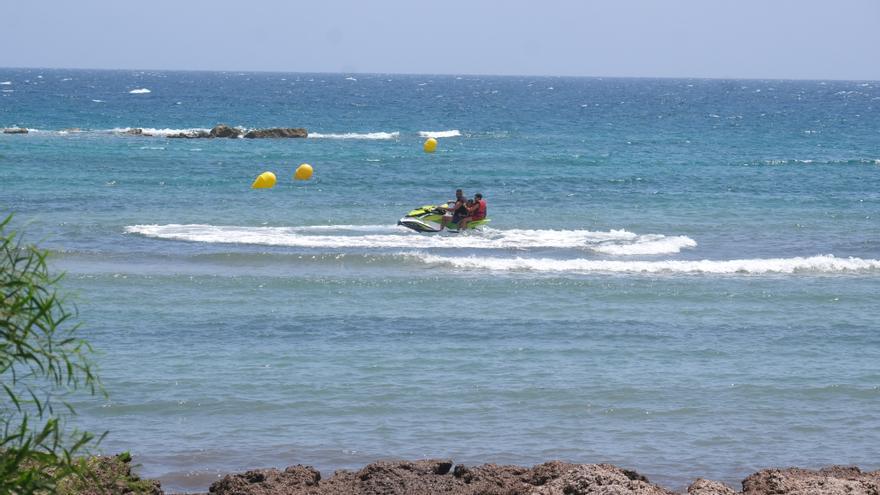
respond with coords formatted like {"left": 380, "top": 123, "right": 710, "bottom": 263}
{"left": 2, "top": 65, "right": 878, "bottom": 84}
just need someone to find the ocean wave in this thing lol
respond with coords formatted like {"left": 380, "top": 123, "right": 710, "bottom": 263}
{"left": 129, "top": 88, "right": 151, "bottom": 94}
{"left": 110, "top": 127, "right": 212, "bottom": 137}
{"left": 124, "top": 224, "right": 694, "bottom": 255}
{"left": 308, "top": 131, "right": 399, "bottom": 140}
{"left": 408, "top": 254, "right": 880, "bottom": 275}
{"left": 419, "top": 130, "right": 462, "bottom": 138}
{"left": 760, "top": 158, "right": 879, "bottom": 166}
{"left": 0, "top": 81, "right": 11, "bottom": 85}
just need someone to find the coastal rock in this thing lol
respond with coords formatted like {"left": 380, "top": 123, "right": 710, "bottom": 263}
{"left": 123, "top": 128, "right": 145, "bottom": 136}
{"left": 532, "top": 464, "right": 674, "bottom": 495}
{"left": 741, "top": 466, "right": 880, "bottom": 495}
{"left": 167, "top": 130, "right": 211, "bottom": 139}
{"left": 243, "top": 127, "right": 308, "bottom": 139}
{"left": 687, "top": 478, "right": 736, "bottom": 494}
{"left": 3, "top": 127, "right": 28, "bottom": 134}
{"left": 207, "top": 460, "right": 668, "bottom": 495}
{"left": 209, "top": 465, "right": 321, "bottom": 494}
{"left": 210, "top": 124, "right": 243, "bottom": 138}
{"left": 452, "top": 463, "right": 534, "bottom": 493}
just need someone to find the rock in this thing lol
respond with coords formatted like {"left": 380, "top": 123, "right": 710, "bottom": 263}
{"left": 687, "top": 478, "right": 736, "bottom": 495}
{"left": 209, "top": 465, "right": 321, "bottom": 494}
{"left": 454, "top": 463, "right": 533, "bottom": 494}
{"left": 3, "top": 127, "right": 28, "bottom": 134}
{"left": 532, "top": 464, "right": 674, "bottom": 495}
{"left": 210, "top": 124, "right": 243, "bottom": 138}
{"left": 167, "top": 130, "right": 211, "bottom": 139}
{"left": 243, "top": 127, "right": 308, "bottom": 139}
{"left": 741, "top": 466, "right": 880, "bottom": 495}
{"left": 207, "top": 460, "right": 670, "bottom": 495}
{"left": 123, "top": 128, "right": 144, "bottom": 136}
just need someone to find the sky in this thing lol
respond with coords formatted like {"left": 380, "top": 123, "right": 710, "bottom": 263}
{"left": 2, "top": 0, "right": 878, "bottom": 80}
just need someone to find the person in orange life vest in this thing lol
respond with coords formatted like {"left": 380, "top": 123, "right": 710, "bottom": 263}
{"left": 457, "top": 193, "right": 487, "bottom": 231}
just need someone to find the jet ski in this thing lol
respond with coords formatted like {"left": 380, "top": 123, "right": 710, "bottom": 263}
{"left": 397, "top": 204, "right": 490, "bottom": 233}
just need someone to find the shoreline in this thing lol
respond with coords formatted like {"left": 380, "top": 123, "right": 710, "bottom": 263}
{"left": 88, "top": 455, "right": 880, "bottom": 494}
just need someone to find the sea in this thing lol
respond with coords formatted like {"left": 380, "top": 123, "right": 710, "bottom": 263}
{"left": 1, "top": 68, "right": 878, "bottom": 492}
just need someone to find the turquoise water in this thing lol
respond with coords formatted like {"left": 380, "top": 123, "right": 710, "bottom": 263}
{"left": 1, "top": 68, "right": 879, "bottom": 492}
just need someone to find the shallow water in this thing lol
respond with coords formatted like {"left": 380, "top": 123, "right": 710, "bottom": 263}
{"left": 1, "top": 68, "right": 879, "bottom": 492}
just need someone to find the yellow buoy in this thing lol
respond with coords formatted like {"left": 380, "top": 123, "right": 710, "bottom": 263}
{"left": 423, "top": 137, "right": 437, "bottom": 153}
{"left": 294, "top": 163, "right": 314, "bottom": 181}
{"left": 251, "top": 171, "right": 277, "bottom": 189}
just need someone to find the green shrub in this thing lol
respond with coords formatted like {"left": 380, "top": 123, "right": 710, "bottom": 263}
{"left": 1, "top": 215, "right": 105, "bottom": 493}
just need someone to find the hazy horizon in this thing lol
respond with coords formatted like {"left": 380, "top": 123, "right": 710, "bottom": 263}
{"left": 3, "top": 65, "right": 879, "bottom": 83}
{"left": 2, "top": 0, "right": 878, "bottom": 81}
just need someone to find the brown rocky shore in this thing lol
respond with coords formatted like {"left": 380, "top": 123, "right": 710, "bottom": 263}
{"left": 78, "top": 455, "right": 880, "bottom": 495}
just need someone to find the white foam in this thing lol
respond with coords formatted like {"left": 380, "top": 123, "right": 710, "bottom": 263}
{"left": 1, "top": 90, "right": 12, "bottom": 93}
{"left": 124, "top": 224, "right": 695, "bottom": 254}
{"left": 409, "top": 254, "right": 880, "bottom": 275}
{"left": 0, "top": 81, "right": 11, "bottom": 85}
{"left": 92, "top": 99, "right": 104, "bottom": 103}
{"left": 129, "top": 88, "right": 151, "bottom": 94}
{"left": 111, "top": 127, "right": 211, "bottom": 137}
{"left": 308, "top": 131, "right": 399, "bottom": 140}
{"left": 345, "top": 76, "right": 357, "bottom": 81}
{"left": 419, "top": 130, "right": 462, "bottom": 138}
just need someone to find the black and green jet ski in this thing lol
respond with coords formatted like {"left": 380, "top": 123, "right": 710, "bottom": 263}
{"left": 397, "top": 204, "right": 490, "bottom": 233}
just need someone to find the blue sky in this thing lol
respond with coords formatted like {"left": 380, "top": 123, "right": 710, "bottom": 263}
{"left": 2, "top": 0, "right": 878, "bottom": 80}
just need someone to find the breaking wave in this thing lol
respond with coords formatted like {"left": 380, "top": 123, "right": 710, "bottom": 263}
{"left": 408, "top": 254, "right": 880, "bottom": 275}
{"left": 308, "top": 131, "right": 399, "bottom": 140}
{"left": 419, "top": 130, "right": 462, "bottom": 138}
{"left": 129, "top": 88, "right": 151, "bottom": 94}
{"left": 124, "top": 224, "right": 695, "bottom": 255}
{"left": 110, "top": 127, "right": 211, "bottom": 137}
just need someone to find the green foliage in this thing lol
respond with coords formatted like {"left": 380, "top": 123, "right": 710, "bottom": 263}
{"left": 1, "top": 215, "right": 105, "bottom": 493}
{"left": 56, "top": 454, "right": 161, "bottom": 495}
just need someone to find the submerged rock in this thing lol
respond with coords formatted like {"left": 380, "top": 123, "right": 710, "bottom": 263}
{"left": 3, "top": 127, "right": 28, "bottom": 134}
{"left": 167, "top": 130, "right": 211, "bottom": 139}
{"left": 243, "top": 127, "right": 308, "bottom": 139}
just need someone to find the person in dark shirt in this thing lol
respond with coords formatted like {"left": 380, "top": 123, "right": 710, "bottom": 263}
{"left": 439, "top": 189, "right": 467, "bottom": 231}
{"left": 457, "top": 193, "right": 487, "bottom": 231}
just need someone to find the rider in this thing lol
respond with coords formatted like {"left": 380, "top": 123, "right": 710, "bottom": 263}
{"left": 439, "top": 189, "right": 467, "bottom": 231}
{"left": 457, "top": 193, "right": 487, "bottom": 231}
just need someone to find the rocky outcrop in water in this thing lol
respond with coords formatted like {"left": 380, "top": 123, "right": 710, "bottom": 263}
{"left": 243, "top": 127, "right": 308, "bottom": 139}
{"left": 120, "top": 124, "right": 305, "bottom": 139}
{"left": 167, "top": 130, "right": 211, "bottom": 139}
{"left": 209, "top": 124, "right": 243, "bottom": 138}
{"left": 3, "top": 127, "right": 28, "bottom": 134}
